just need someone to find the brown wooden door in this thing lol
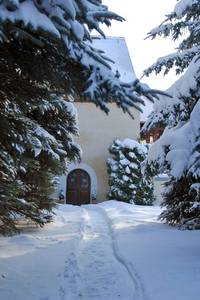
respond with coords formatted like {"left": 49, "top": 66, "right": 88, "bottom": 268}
{"left": 67, "top": 169, "right": 91, "bottom": 205}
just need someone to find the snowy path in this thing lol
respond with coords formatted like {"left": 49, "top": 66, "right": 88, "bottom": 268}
{"left": 65, "top": 205, "right": 135, "bottom": 299}
{"left": 0, "top": 201, "right": 200, "bottom": 300}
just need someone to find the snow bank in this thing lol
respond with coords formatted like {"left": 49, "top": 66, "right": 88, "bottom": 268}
{"left": 100, "top": 201, "right": 200, "bottom": 300}
{"left": 0, "top": 204, "right": 83, "bottom": 259}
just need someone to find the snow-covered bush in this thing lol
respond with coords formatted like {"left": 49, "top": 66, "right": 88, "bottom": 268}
{"left": 143, "top": 0, "right": 200, "bottom": 229}
{"left": 107, "top": 139, "right": 154, "bottom": 205}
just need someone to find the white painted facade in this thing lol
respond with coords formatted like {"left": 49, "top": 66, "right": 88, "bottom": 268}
{"left": 55, "top": 102, "right": 140, "bottom": 203}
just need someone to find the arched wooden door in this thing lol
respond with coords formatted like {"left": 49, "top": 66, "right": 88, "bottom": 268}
{"left": 66, "top": 169, "right": 91, "bottom": 205}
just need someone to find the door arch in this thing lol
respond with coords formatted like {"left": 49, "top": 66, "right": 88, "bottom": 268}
{"left": 66, "top": 169, "right": 91, "bottom": 205}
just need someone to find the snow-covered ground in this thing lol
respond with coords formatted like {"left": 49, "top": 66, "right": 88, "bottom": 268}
{"left": 0, "top": 201, "right": 200, "bottom": 300}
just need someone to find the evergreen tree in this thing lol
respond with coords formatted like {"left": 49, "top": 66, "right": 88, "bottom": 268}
{"left": 143, "top": 0, "right": 200, "bottom": 228}
{"left": 160, "top": 177, "right": 200, "bottom": 229}
{"left": 0, "top": 42, "right": 81, "bottom": 234}
{"left": 107, "top": 139, "right": 154, "bottom": 205}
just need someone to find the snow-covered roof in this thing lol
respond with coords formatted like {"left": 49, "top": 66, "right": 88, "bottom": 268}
{"left": 92, "top": 37, "right": 136, "bottom": 82}
{"left": 92, "top": 37, "right": 153, "bottom": 120}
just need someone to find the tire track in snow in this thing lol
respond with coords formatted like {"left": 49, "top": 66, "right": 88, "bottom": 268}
{"left": 78, "top": 206, "right": 136, "bottom": 300}
{"left": 95, "top": 206, "right": 148, "bottom": 300}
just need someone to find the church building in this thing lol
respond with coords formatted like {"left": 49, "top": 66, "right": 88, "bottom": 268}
{"left": 56, "top": 37, "right": 140, "bottom": 205}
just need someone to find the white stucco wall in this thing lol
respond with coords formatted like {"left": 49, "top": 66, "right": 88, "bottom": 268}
{"left": 73, "top": 102, "right": 140, "bottom": 201}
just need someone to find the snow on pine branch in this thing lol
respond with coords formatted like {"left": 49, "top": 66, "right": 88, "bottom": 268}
{"left": 0, "top": 0, "right": 163, "bottom": 115}
{"left": 25, "top": 100, "right": 79, "bottom": 160}
{"left": 0, "top": 1, "right": 123, "bottom": 67}
{"left": 0, "top": 0, "right": 124, "bottom": 72}
{"left": 145, "top": 0, "right": 200, "bottom": 77}
{"left": 146, "top": 99, "right": 200, "bottom": 180}
{"left": 147, "top": 0, "right": 200, "bottom": 39}
{"left": 143, "top": 55, "right": 200, "bottom": 132}
{"left": 174, "top": 0, "right": 199, "bottom": 18}
{"left": 144, "top": 46, "right": 200, "bottom": 76}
